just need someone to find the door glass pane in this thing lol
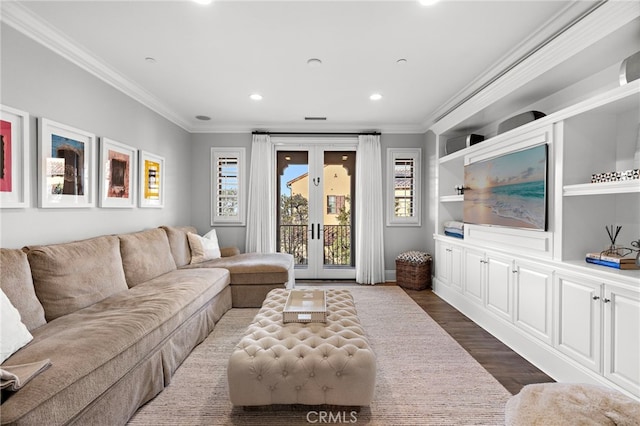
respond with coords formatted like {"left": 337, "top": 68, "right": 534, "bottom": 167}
{"left": 277, "top": 151, "right": 309, "bottom": 267}
{"left": 323, "top": 151, "right": 355, "bottom": 267}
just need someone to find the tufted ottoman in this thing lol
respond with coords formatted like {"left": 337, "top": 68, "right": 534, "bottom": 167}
{"left": 227, "top": 288, "right": 376, "bottom": 407}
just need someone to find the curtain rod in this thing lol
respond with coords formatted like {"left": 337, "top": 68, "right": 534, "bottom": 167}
{"left": 252, "top": 131, "right": 380, "bottom": 136}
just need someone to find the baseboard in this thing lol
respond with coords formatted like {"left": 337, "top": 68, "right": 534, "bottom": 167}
{"left": 385, "top": 269, "right": 396, "bottom": 282}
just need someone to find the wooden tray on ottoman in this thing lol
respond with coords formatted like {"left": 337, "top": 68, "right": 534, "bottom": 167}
{"left": 283, "top": 289, "right": 326, "bottom": 323}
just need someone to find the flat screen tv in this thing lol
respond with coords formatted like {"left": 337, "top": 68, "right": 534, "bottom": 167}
{"left": 463, "top": 144, "right": 547, "bottom": 231}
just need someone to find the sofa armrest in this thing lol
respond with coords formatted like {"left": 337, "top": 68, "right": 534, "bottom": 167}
{"left": 220, "top": 247, "right": 241, "bottom": 257}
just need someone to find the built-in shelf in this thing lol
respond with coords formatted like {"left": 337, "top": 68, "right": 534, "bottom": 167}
{"left": 440, "top": 194, "right": 464, "bottom": 203}
{"left": 563, "top": 180, "right": 640, "bottom": 196}
{"left": 561, "top": 259, "right": 640, "bottom": 285}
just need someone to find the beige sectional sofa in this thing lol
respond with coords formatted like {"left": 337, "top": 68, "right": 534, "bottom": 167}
{"left": 0, "top": 225, "right": 294, "bottom": 425}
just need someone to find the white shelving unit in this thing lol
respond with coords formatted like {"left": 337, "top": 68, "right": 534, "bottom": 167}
{"left": 430, "top": 9, "right": 640, "bottom": 398}
{"left": 563, "top": 180, "right": 640, "bottom": 196}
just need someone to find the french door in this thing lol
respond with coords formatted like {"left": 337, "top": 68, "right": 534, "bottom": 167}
{"left": 276, "top": 144, "right": 356, "bottom": 279}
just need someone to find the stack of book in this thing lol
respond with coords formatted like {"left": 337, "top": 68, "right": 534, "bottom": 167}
{"left": 585, "top": 252, "right": 639, "bottom": 270}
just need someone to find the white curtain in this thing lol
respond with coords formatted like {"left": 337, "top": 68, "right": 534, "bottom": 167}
{"left": 355, "top": 134, "right": 386, "bottom": 284}
{"left": 245, "top": 134, "right": 276, "bottom": 253}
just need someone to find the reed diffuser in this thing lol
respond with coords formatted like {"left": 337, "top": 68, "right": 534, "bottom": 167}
{"left": 604, "top": 225, "right": 622, "bottom": 256}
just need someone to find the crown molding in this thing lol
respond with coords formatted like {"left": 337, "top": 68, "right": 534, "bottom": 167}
{"left": 428, "top": 1, "right": 640, "bottom": 135}
{"left": 1, "top": 2, "right": 192, "bottom": 131}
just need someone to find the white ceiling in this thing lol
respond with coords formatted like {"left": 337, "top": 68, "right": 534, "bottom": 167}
{"left": 4, "top": 0, "right": 603, "bottom": 133}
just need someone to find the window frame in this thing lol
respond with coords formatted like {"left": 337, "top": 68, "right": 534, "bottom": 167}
{"left": 211, "top": 147, "right": 246, "bottom": 226}
{"left": 386, "top": 147, "right": 421, "bottom": 227}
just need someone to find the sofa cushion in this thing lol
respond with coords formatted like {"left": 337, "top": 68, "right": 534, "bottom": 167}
{"left": 161, "top": 225, "right": 197, "bottom": 267}
{"left": 119, "top": 228, "right": 177, "bottom": 287}
{"left": 0, "top": 289, "right": 33, "bottom": 363}
{"left": 0, "top": 248, "right": 46, "bottom": 330}
{"left": 187, "top": 231, "right": 221, "bottom": 264}
{"left": 27, "top": 236, "right": 129, "bottom": 321}
{"left": 0, "top": 268, "right": 231, "bottom": 425}
{"left": 183, "top": 252, "right": 293, "bottom": 285}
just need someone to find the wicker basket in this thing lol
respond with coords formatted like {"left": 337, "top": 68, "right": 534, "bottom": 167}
{"left": 395, "top": 251, "right": 432, "bottom": 290}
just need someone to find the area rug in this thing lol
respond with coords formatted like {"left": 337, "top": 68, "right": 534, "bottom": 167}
{"left": 128, "top": 286, "right": 511, "bottom": 425}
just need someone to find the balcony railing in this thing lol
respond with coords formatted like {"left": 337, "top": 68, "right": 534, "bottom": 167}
{"left": 279, "top": 224, "right": 309, "bottom": 265}
{"left": 279, "top": 224, "right": 352, "bottom": 267}
{"left": 323, "top": 225, "right": 352, "bottom": 266}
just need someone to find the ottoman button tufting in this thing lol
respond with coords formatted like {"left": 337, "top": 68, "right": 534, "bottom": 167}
{"left": 228, "top": 289, "right": 376, "bottom": 407}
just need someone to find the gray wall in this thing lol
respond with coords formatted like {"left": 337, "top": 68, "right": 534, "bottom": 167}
{"left": 190, "top": 133, "right": 252, "bottom": 251}
{"left": 190, "top": 132, "right": 435, "bottom": 277}
{"left": 0, "top": 25, "right": 192, "bottom": 248}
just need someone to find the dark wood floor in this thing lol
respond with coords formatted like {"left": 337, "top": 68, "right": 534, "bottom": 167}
{"left": 402, "top": 286, "right": 554, "bottom": 395}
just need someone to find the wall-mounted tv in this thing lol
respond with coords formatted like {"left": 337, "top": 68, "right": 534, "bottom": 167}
{"left": 463, "top": 144, "right": 547, "bottom": 231}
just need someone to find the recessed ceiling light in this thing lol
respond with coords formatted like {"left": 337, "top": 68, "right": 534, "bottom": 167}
{"left": 307, "top": 58, "right": 323, "bottom": 68}
{"left": 195, "top": 115, "right": 211, "bottom": 121}
{"left": 370, "top": 93, "right": 383, "bottom": 101}
{"left": 250, "top": 93, "right": 263, "bottom": 101}
{"left": 145, "top": 57, "right": 156, "bottom": 64}
{"left": 193, "top": 0, "right": 212, "bottom": 5}
{"left": 396, "top": 58, "right": 408, "bottom": 65}
{"left": 418, "top": 0, "right": 440, "bottom": 5}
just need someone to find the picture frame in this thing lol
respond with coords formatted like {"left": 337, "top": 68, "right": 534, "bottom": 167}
{"left": 0, "top": 105, "right": 30, "bottom": 208}
{"left": 100, "top": 137, "right": 137, "bottom": 208}
{"left": 38, "top": 118, "right": 96, "bottom": 208}
{"left": 139, "top": 150, "right": 164, "bottom": 208}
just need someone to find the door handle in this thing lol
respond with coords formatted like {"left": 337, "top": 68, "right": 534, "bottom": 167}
{"left": 310, "top": 223, "right": 315, "bottom": 240}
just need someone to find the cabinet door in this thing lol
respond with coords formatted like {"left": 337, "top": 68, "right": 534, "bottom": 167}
{"left": 555, "top": 274, "right": 602, "bottom": 373}
{"left": 514, "top": 261, "right": 553, "bottom": 344}
{"left": 449, "top": 244, "right": 464, "bottom": 292}
{"left": 436, "top": 242, "right": 451, "bottom": 284}
{"left": 464, "top": 249, "right": 485, "bottom": 305}
{"left": 603, "top": 285, "right": 640, "bottom": 397}
{"left": 485, "top": 254, "right": 513, "bottom": 322}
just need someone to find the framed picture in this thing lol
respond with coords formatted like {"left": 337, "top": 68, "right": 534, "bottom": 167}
{"left": 0, "top": 105, "right": 30, "bottom": 208}
{"left": 139, "top": 150, "right": 164, "bottom": 208}
{"left": 38, "top": 118, "right": 96, "bottom": 208}
{"left": 100, "top": 138, "right": 137, "bottom": 208}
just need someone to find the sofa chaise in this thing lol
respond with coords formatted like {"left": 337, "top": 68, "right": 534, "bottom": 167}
{"left": 0, "top": 225, "right": 294, "bottom": 425}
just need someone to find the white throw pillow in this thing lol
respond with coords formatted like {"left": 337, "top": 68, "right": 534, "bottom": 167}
{"left": 0, "top": 289, "right": 33, "bottom": 364}
{"left": 187, "top": 230, "right": 221, "bottom": 265}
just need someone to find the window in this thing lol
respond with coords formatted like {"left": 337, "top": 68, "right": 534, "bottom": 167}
{"left": 326, "top": 195, "right": 346, "bottom": 215}
{"left": 386, "top": 148, "right": 421, "bottom": 226}
{"left": 327, "top": 195, "right": 337, "bottom": 214}
{"left": 211, "top": 148, "right": 245, "bottom": 225}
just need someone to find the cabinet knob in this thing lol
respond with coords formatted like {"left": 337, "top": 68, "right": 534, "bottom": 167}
{"left": 603, "top": 298, "right": 611, "bottom": 303}
{"left": 592, "top": 296, "right": 600, "bottom": 301}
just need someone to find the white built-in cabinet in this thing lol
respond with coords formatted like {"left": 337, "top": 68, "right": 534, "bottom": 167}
{"left": 432, "top": 79, "right": 640, "bottom": 399}
{"left": 436, "top": 240, "right": 463, "bottom": 292}
{"left": 513, "top": 260, "right": 554, "bottom": 345}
